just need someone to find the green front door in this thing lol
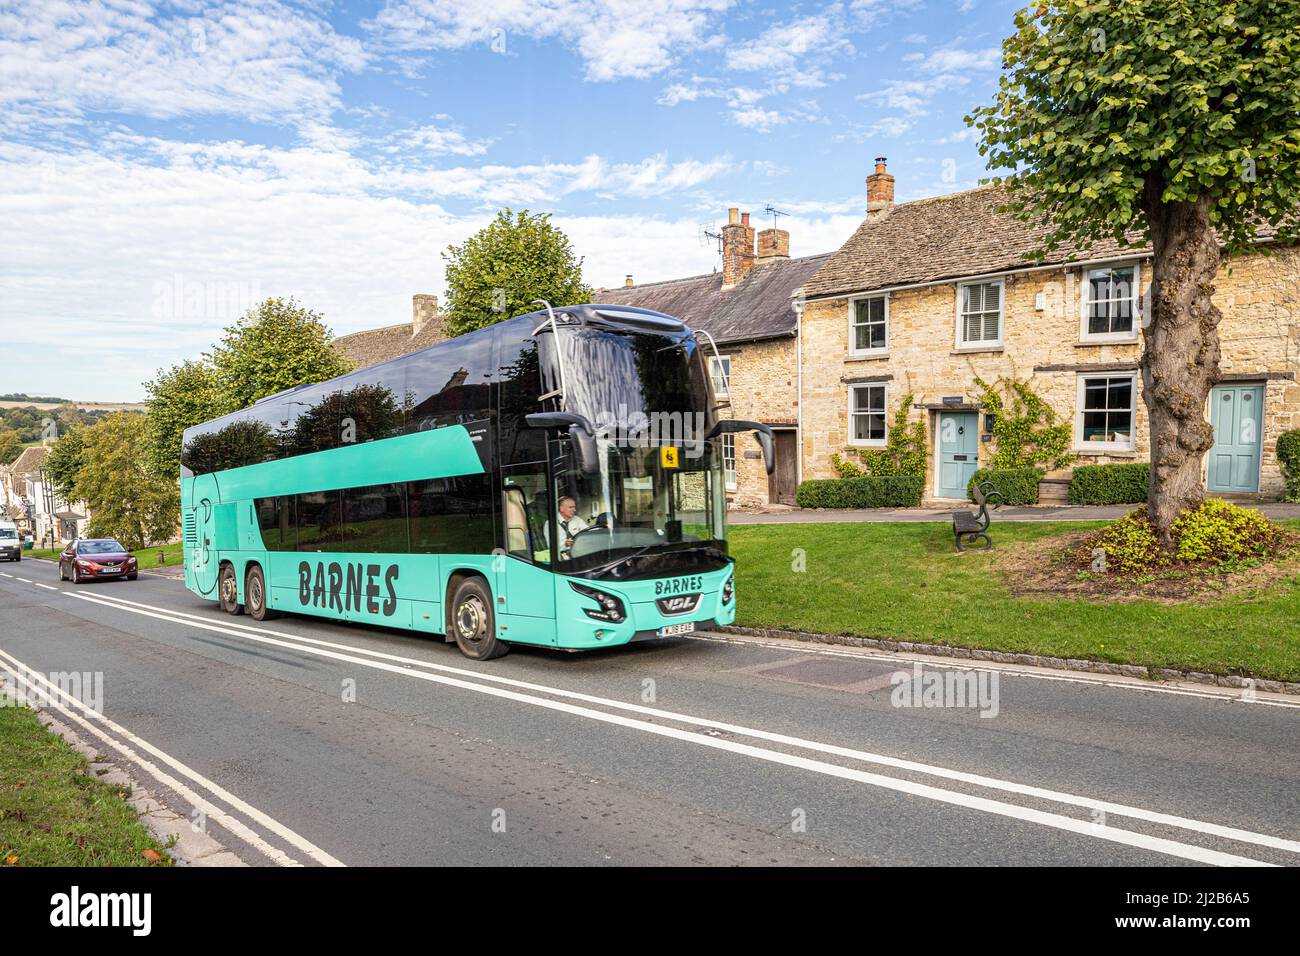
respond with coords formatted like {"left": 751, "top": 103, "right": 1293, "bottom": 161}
{"left": 1208, "top": 385, "right": 1263, "bottom": 493}
{"left": 937, "top": 411, "right": 979, "bottom": 498}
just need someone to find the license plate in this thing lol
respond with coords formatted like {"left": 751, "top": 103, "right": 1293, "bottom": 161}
{"left": 658, "top": 621, "right": 696, "bottom": 637}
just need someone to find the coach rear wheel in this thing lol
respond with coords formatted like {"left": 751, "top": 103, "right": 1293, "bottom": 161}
{"left": 218, "top": 564, "right": 243, "bottom": 615}
{"left": 449, "top": 577, "right": 508, "bottom": 660}
{"left": 245, "top": 565, "right": 278, "bottom": 622}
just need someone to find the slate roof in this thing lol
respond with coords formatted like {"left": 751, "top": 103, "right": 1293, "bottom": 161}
{"left": 803, "top": 184, "right": 1151, "bottom": 300}
{"left": 333, "top": 321, "right": 446, "bottom": 371}
{"left": 7, "top": 445, "right": 48, "bottom": 476}
{"left": 598, "top": 252, "right": 831, "bottom": 346}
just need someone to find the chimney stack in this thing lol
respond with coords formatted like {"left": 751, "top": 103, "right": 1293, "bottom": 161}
{"left": 412, "top": 293, "right": 438, "bottom": 336}
{"left": 721, "top": 207, "right": 756, "bottom": 288}
{"left": 757, "top": 226, "right": 790, "bottom": 261}
{"left": 866, "top": 156, "right": 895, "bottom": 222}
{"left": 624, "top": 275, "right": 634, "bottom": 288}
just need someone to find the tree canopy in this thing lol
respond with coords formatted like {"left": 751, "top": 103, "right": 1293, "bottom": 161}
{"left": 968, "top": 0, "right": 1300, "bottom": 257}
{"left": 441, "top": 209, "right": 593, "bottom": 337}
{"left": 206, "top": 297, "right": 351, "bottom": 411}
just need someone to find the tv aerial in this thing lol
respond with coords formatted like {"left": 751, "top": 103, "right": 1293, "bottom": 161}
{"left": 764, "top": 204, "right": 788, "bottom": 231}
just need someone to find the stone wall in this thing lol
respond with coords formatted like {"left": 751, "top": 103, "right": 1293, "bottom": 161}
{"left": 718, "top": 336, "right": 799, "bottom": 508}
{"left": 800, "top": 245, "right": 1300, "bottom": 500}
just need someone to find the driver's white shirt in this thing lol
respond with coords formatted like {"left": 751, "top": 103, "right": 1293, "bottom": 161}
{"left": 557, "top": 513, "right": 589, "bottom": 544}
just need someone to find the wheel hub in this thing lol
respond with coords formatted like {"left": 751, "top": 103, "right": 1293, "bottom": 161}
{"left": 456, "top": 596, "right": 485, "bottom": 642}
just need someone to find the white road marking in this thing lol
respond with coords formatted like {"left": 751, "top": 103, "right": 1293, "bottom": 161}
{"left": 14, "top": 577, "right": 31, "bottom": 583}
{"left": 34, "top": 583, "right": 57, "bottom": 591}
{"left": 53, "top": 588, "right": 1293, "bottom": 865}
{"left": 0, "top": 572, "right": 11, "bottom": 577}
{"left": 0, "top": 647, "right": 344, "bottom": 868}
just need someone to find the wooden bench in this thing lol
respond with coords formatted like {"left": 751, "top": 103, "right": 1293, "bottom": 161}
{"left": 953, "top": 481, "right": 1004, "bottom": 552}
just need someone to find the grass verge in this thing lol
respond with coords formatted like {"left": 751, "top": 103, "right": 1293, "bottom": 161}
{"left": 0, "top": 705, "right": 171, "bottom": 866}
{"left": 728, "top": 520, "right": 1300, "bottom": 683}
{"left": 24, "top": 541, "right": 182, "bottom": 570}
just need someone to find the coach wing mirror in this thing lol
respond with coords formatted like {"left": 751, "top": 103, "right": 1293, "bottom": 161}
{"left": 525, "top": 411, "right": 600, "bottom": 476}
{"left": 706, "top": 420, "right": 775, "bottom": 475}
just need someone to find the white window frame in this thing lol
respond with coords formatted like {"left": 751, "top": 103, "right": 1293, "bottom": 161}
{"left": 847, "top": 382, "right": 889, "bottom": 448}
{"left": 1080, "top": 261, "right": 1141, "bottom": 343}
{"left": 721, "top": 433, "right": 737, "bottom": 491}
{"left": 708, "top": 354, "right": 731, "bottom": 400}
{"left": 1075, "top": 373, "right": 1138, "bottom": 452}
{"left": 848, "top": 293, "right": 889, "bottom": 356}
{"left": 955, "top": 278, "right": 1004, "bottom": 349}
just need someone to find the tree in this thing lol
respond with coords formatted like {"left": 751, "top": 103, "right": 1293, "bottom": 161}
{"left": 73, "top": 414, "right": 179, "bottom": 551}
{"left": 206, "top": 297, "right": 351, "bottom": 411}
{"left": 142, "top": 360, "right": 221, "bottom": 482}
{"left": 0, "top": 429, "right": 20, "bottom": 465}
{"left": 968, "top": 0, "right": 1300, "bottom": 547}
{"left": 442, "top": 209, "right": 593, "bottom": 337}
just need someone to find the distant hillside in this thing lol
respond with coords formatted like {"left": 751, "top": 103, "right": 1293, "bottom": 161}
{"left": 0, "top": 392, "right": 69, "bottom": 404}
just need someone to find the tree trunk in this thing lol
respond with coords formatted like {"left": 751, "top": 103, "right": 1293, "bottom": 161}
{"left": 1140, "top": 185, "right": 1223, "bottom": 550}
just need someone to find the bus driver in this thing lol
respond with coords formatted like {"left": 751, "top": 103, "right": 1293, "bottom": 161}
{"left": 551, "top": 495, "right": 589, "bottom": 559}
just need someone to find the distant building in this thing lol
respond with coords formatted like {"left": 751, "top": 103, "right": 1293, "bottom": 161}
{"left": 0, "top": 445, "right": 88, "bottom": 543}
{"left": 333, "top": 294, "right": 445, "bottom": 369}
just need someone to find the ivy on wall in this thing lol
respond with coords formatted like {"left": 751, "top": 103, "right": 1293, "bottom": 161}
{"left": 833, "top": 392, "right": 928, "bottom": 478}
{"left": 974, "top": 376, "right": 1075, "bottom": 471}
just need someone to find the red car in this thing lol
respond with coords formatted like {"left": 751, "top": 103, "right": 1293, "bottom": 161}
{"left": 59, "top": 539, "right": 138, "bottom": 583}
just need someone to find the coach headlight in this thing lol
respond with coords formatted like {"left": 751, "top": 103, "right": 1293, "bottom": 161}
{"left": 569, "top": 581, "right": 626, "bottom": 624}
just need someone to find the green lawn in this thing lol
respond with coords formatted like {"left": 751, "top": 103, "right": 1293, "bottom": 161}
{"left": 26, "top": 541, "right": 182, "bottom": 570}
{"left": 0, "top": 705, "right": 171, "bottom": 866}
{"left": 729, "top": 520, "right": 1300, "bottom": 683}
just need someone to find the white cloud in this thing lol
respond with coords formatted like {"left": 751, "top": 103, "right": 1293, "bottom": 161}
{"left": 363, "top": 0, "right": 734, "bottom": 82}
{"left": 903, "top": 44, "right": 1000, "bottom": 74}
{"left": 0, "top": 0, "right": 366, "bottom": 126}
{"left": 0, "top": 131, "right": 743, "bottom": 398}
{"left": 724, "top": 10, "right": 852, "bottom": 88}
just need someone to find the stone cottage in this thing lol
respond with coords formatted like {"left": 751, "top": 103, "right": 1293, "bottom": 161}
{"left": 798, "top": 159, "right": 1300, "bottom": 502}
{"left": 600, "top": 210, "right": 830, "bottom": 508}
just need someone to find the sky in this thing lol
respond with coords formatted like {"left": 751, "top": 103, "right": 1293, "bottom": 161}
{"left": 0, "top": 0, "right": 1022, "bottom": 401}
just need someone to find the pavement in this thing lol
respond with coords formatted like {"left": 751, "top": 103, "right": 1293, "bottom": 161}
{"left": 730, "top": 502, "right": 1300, "bottom": 523}
{"left": 2, "top": 560, "right": 1298, "bottom": 867}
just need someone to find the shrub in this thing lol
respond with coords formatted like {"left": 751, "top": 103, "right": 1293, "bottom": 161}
{"left": 966, "top": 466, "right": 1044, "bottom": 505}
{"left": 796, "top": 475, "right": 924, "bottom": 509}
{"left": 1068, "top": 462, "right": 1149, "bottom": 505}
{"left": 1172, "top": 498, "right": 1284, "bottom": 562}
{"left": 1277, "top": 429, "right": 1300, "bottom": 503}
{"left": 1081, "top": 499, "right": 1293, "bottom": 575}
{"left": 1090, "top": 507, "right": 1161, "bottom": 573}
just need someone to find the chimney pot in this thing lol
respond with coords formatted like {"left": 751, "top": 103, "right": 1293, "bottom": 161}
{"left": 866, "top": 155, "right": 896, "bottom": 222}
{"left": 624, "top": 275, "right": 634, "bottom": 288}
{"left": 728, "top": 207, "right": 739, "bottom": 224}
{"left": 741, "top": 211, "right": 750, "bottom": 226}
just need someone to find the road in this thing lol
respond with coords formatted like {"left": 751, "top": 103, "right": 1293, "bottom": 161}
{"left": 2, "top": 559, "right": 1298, "bottom": 867}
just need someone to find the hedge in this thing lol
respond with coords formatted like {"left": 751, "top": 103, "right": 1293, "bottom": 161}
{"left": 796, "top": 475, "right": 924, "bottom": 509}
{"left": 1068, "top": 462, "right": 1149, "bottom": 505}
{"left": 1277, "top": 429, "right": 1300, "bottom": 502}
{"left": 966, "top": 466, "right": 1044, "bottom": 505}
